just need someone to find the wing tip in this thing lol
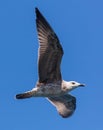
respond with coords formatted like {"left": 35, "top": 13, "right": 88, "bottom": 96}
{"left": 35, "top": 7, "right": 39, "bottom": 13}
{"left": 59, "top": 111, "right": 75, "bottom": 118}
{"left": 35, "top": 7, "right": 41, "bottom": 18}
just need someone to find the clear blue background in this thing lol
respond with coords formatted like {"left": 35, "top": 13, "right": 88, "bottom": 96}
{"left": 0, "top": 0, "right": 103, "bottom": 129}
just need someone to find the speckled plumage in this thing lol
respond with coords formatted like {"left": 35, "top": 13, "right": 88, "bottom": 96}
{"left": 16, "top": 8, "right": 85, "bottom": 118}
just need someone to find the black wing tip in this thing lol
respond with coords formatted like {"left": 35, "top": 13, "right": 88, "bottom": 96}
{"left": 35, "top": 7, "right": 41, "bottom": 17}
{"left": 35, "top": 7, "right": 42, "bottom": 22}
{"left": 35, "top": 7, "right": 39, "bottom": 13}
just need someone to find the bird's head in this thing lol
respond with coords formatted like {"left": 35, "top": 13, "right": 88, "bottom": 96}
{"left": 63, "top": 81, "right": 85, "bottom": 92}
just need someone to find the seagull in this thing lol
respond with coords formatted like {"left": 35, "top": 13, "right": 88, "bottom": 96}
{"left": 16, "top": 8, "right": 85, "bottom": 118}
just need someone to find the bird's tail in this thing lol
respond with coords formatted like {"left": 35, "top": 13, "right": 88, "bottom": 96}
{"left": 16, "top": 90, "right": 34, "bottom": 99}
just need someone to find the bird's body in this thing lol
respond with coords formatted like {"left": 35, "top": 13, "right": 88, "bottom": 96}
{"left": 34, "top": 81, "right": 64, "bottom": 97}
{"left": 16, "top": 8, "right": 85, "bottom": 118}
{"left": 17, "top": 80, "right": 77, "bottom": 98}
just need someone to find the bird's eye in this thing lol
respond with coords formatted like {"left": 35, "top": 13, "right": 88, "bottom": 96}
{"left": 72, "top": 82, "right": 75, "bottom": 85}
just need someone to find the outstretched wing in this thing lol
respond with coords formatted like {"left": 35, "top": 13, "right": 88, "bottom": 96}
{"left": 47, "top": 94, "right": 76, "bottom": 118}
{"left": 36, "top": 8, "right": 64, "bottom": 83}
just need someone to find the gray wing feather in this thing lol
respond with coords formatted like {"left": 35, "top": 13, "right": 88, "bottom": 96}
{"left": 35, "top": 8, "right": 64, "bottom": 83}
{"left": 47, "top": 94, "right": 76, "bottom": 118}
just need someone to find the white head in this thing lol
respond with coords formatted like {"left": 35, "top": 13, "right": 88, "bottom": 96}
{"left": 63, "top": 80, "right": 85, "bottom": 91}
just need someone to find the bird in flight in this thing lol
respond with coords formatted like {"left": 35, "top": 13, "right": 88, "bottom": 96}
{"left": 16, "top": 8, "right": 85, "bottom": 118}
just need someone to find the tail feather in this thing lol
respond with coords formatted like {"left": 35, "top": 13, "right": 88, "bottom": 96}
{"left": 16, "top": 91, "right": 33, "bottom": 99}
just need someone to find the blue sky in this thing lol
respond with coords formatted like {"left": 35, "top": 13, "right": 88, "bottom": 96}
{"left": 0, "top": 0, "right": 103, "bottom": 129}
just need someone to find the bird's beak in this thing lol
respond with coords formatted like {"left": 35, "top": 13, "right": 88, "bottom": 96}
{"left": 79, "top": 83, "right": 85, "bottom": 87}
